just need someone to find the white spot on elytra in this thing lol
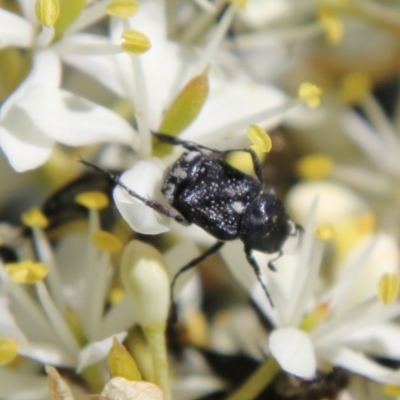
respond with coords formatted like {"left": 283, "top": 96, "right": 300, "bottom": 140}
{"left": 184, "top": 151, "right": 200, "bottom": 162}
{"left": 232, "top": 201, "right": 245, "bottom": 213}
{"left": 172, "top": 167, "right": 187, "bottom": 179}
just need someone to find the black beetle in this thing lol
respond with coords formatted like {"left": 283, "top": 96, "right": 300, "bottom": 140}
{"left": 83, "top": 132, "right": 300, "bottom": 306}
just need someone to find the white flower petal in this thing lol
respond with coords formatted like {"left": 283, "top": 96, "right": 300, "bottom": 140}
{"left": 0, "top": 109, "right": 54, "bottom": 172}
{"left": 1, "top": 49, "right": 61, "bottom": 117}
{"left": 269, "top": 328, "right": 316, "bottom": 379}
{"left": 182, "top": 81, "right": 287, "bottom": 145}
{"left": 320, "top": 346, "right": 400, "bottom": 384}
{"left": 77, "top": 332, "right": 127, "bottom": 372}
{"left": 16, "top": 85, "right": 137, "bottom": 147}
{"left": 114, "top": 158, "right": 170, "bottom": 234}
{"left": 0, "top": 368, "right": 48, "bottom": 400}
{"left": 286, "top": 181, "right": 369, "bottom": 227}
{"left": 0, "top": 8, "right": 34, "bottom": 49}
{"left": 58, "top": 33, "right": 125, "bottom": 96}
{"left": 99, "top": 296, "right": 137, "bottom": 340}
{"left": 344, "top": 323, "right": 400, "bottom": 360}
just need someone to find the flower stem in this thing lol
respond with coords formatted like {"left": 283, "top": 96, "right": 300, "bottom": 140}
{"left": 228, "top": 357, "right": 280, "bottom": 400}
{"left": 142, "top": 325, "right": 171, "bottom": 400}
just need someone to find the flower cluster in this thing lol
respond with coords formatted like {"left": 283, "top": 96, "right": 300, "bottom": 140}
{"left": 1, "top": 0, "right": 400, "bottom": 400}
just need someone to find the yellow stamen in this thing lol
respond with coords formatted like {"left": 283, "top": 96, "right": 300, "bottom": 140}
{"left": 158, "top": 66, "right": 210, "bottom": 143}
{"left": 299, "top": 303, "right": 330, "bottom": 332}
{"left": 6, "top": 261, "right": 48, "bottom": 283}
{"left": 298, "top": 82, "right": 322, "bottom": 108}
{"left": 316, "top": 223, "right": 334, "bottom": 241}
{"left": 227, "top": 148, "right": 265, "bottom": 175}
{"left": 92, "top": 231, "right": 123, "bottom": 253}
{"left": 35, "top": 0, "right": 60, "bottom": 27}
{"left": 75, "top": 191, "right": 109, "bottom": 210}
{"left": 121, "top": 30, "right": 151, "bottom": 54}
{"left": 0, "top": 339, "right": 18, "bottom": 365}
{"left": 226, "top": 0, "right": 247, "bottom": 8}
{"left": 247, "top": 125, "right": 272, "bottom": 153}
{"left": 384, "top": 384, "right": 400, "bottom": 396}
{"left": 340, "top": 72, "right": 372, "bottom": 105}
{"left": 184, "top": 310, "right": 209, "bottom": 348}
{"left": 297, "top": 154, "right": 333, "bottom": 180}
{"left": 107, "top": 0, "right": 139, "bottom": 17}
{"left": 108, "top": 337, "right": 142, "bottom": 381}
{"left": 378, "top": 274, "right": 399, "bottom": 305}
{"left": 317, "top": 6, "right": 343, "bottom": 44}
{"left": 109, "top": 287, "right": 125, "bottom": 305}
{"left": 21, "top": 207, "right": 49, "bottom": 228}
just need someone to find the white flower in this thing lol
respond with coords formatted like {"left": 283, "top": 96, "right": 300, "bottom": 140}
{"left": 220, "top": 184, "right": 400, "bottom": 384}
{"left": 0, "top": 2, "right": 137, "bottom": 171}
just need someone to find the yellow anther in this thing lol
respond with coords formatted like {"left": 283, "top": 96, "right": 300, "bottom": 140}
{"left": 247, "top": 125, "right": 272, "bottom": 153}
{"left": 227, "top": 148, "right": 265, "bottom": 175}
{"left": 109, "top": 287, "right": 125, "bottom": 305}
{"left": 384, "top": 384, "right": 400, "bottom": 396}
{"left": 340, "top": 72, "right": 372, "bottom": 105}
{"left": 92, "top": 231, "right": 123, "bottom": 253}
{"left": 0, "top": 339, "right": 18, "bottom": 365}
{"left": 75, "top": 191, "right": 109, "bottom": 210}
{"left": 299, "top": 303, "right": 329, "bottom": 332}
{"left": 378, "top": 274, "right": 399, "bottom": 305}
{"left": 107, "top": 0, "right": 139, "bottom": 17}
{"left": 35, "top": 0, "right": 60, "bottom": 27}
{"left": 158, "top": 66, "right": 210, "bottom": 139}
{"left": 184, "top": 310, "right": 209, "bottom": 348}
{"left": 6, "top": 261, "right": 48, "bottom": 284}
{"left": 226, "top": 0, "right": 247, "bottom": 8}
{"left": 297, "top": 154, "right": 333, "bottom": 180}
{"left": 121, "top": 30, "right": 151, "bottom": 55}
{"left": 108, "top": 337, "right": 142, "bottom": 381}
{"left": 317, "top": 6, "right": 343, "bottom": 44}
{"left": 298, "top": 82, "right": 322, "bottom": 108}
{"left": 316, "top": 223, "right": 335, "bottom": 241}
{"left": 21, "top": 207, "right": 49, "bottom": 228}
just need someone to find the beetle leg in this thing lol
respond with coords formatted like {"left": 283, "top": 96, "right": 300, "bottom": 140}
{"left": 81, "top": 160, "right": 189, "bottom": 225}
{"left": 244, "top": 246, "right": 274, "bottom": 307}
{"left": 170, "top": 241, "right": 225, "bottom": 319}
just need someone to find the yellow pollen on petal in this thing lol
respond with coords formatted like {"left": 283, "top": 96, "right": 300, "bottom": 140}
{"left": 121, "top": 30, "right": 151, "bottom": 55}
{"left": 35, "top": 0, "right": 60, "bottom": 27}
{"left": 297, "top": 154, "right": 333, "bottom": 180}
{"left": 6, "top": 261, "right": 49, "bottom": 284}
{"left": 317, "top": 6, "right": 343, "bottom": 44}
{"left": 298, "top": 82, "right": 322, "bottom": 108}
{"left": 300, "top": 303, "right": 330, "bottom": 332}
{"left": 384, "top": 384, "right": 400, "bottom": 396}
{"left": 226, "top": 0, "right": 247, "bottom": 8}
{"left": 108, "top": 337, "right": 142, "bottom": 381}
{"left": 340, "top": 72, "right": 372, "bottom": 105}
{"left": 92, "top": 231, "right": 123, "bottom": 253}
{"left": 378, "top": 274, "right": 399, "bottom": 305}
{"left": 109, "top": 287, "right": 125, "bottom": 305}
{"left": 75, "top": 191, "right": 109, "bottom": 210}
{"left": 21, "top": 207, "right": 49, "bottom": 228}
{"left": 107, "top": 0, "right": 139, "bottom": 17}
{"left": 247, "top": 125, "right": 272, "bottom": 153}
{"left": 0, "top": 338, "right": 18, "bottom": 365}
{"left": 316, "top": 223, "right": 335, "bottom": 241}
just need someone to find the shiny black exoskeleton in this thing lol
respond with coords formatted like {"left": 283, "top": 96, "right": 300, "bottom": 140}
{"left": 83, "top": 133, "right": 298, "bottom": 306}
{"left": 162, "top": 149, "right": 290, "bottom": 254}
